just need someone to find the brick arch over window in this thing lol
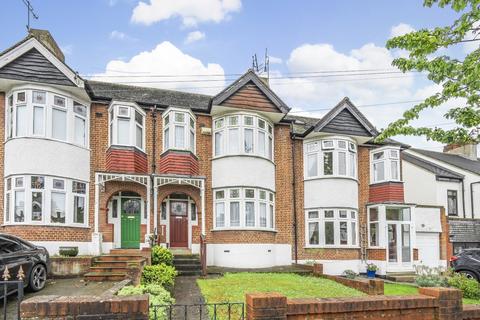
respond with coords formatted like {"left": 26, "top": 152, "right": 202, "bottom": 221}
{"left": 99, "top": 181, "right": 148, "bottom": 243}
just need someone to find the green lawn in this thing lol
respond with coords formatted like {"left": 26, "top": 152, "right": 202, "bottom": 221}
{"left": 384, "top": 283, "right": 480, "bottom": 305}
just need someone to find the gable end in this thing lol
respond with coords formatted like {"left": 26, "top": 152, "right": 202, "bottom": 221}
{"left": 220, "top": 80, "right": 281, "bottom": 113}
{"left": 321, "top": 108, "right": 372, "bottom": 136}
{"left": 0, "top": 48, "right": 75, "bottom": 87}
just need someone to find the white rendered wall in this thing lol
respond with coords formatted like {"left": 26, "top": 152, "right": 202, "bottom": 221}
{"left": 206, "top": 244, "right": 291, "bottom": 268}
{"left": 403, "top": 161, "right": 437, "bottom": 206}
{"left": 304, "top": 178, "right": 358, "bottom": 209}
{"left": 5, "top": 138, "right": 90, "bottom": 181}
{"left": 212, "top": 157, "right": 275, "bottom": 191}
{"left": 31, "top": 240, "right": 92, "bottom": 256}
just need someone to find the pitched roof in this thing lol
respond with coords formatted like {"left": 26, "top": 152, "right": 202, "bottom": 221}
{"left": 410, "top": 148, "right": 480, "bottom": 175}
{"left": 213, "top": 70, "right": 290, "bottom": 113}
{"left": 402, "top": 152, "right": 464, "bottom": 180}
{"left": 312, "top": 97, "right": 378, "bottom": 137}
{"left": 284, "top": 114, "right": 322, "bottom": 135}
{"left": 85, "top": 80, "right": 212, "bottom": 112}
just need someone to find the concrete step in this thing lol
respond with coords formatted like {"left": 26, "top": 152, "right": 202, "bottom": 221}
{"left": 178, "top": 270, "right": 202, "bottom": 276}
{"left": 93, "top": 260, "right": 129, "bottom": 268}
{"left": 89, "top": 266, "right": 130, "bottom": 273}
{"left": 386, "top": 274, "right": 416, "bottom": 283}
{"left": 110, "top": 249, "right": 143, "bottom": 255}
{"left": 95, "top": 255, "right": 145, "bottom": 262}
{"left": 84, "top": 272, "right": 127, "bottom": 282}
{"left": 173, "top": 258, "right": 201, "bottom": 265}
{"left": 174, "top": 264, "right": 201, "bottom": 271}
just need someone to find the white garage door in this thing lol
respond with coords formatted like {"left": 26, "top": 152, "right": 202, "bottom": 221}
{"left": 416, "top": 232, "right": 440, "bottom": 267}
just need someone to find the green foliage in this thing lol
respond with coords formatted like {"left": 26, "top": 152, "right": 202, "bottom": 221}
{"left": 343, "top": 269, "right": 358, "bottom": 279}
{"left": 118, "top": 284, "right": 174, "bottom": 320}
{"left": 366, "top": 263, "right": 378, "bottom": 271}
{"left": 151, "top": 246, "right": 173, "bottom": 266}
{"left": 59, "top": 247, "right": 79, "bottom": 257}
{"left": 448, "top": 273, "right": 480, "bottom": 299}
{"left": 141, "top": 264, "right": 177, "bottom": 291}
{"left": 377, "top": 0, "right": 480, "bottom": 144}
{"left": 414, "top": 265, "right": 448, "bottom": 287}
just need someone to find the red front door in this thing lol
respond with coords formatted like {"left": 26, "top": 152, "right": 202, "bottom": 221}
{"left": 169, "top": 201, "right": 188, "bottom": 247}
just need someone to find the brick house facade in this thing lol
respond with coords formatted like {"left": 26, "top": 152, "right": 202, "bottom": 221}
{"left": 0, "top": 29, "right": 449, "bottom": 275}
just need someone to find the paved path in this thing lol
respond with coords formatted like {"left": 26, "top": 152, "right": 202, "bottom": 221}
{"left": 171, "top": 276, "right": 209, "bottom": 319}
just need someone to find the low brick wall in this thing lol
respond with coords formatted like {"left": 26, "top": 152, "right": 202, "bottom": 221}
{"left": 49, "top": 256, "right": 92, "bottom": 278}
{"left": 324, "top": 274, "right": 384, "bottom": 295}
{"left": 246, "top": 287, "right": 478, "bottom": 320}
{"left": 21, "top": 294, "right": 149, "bottom": 320}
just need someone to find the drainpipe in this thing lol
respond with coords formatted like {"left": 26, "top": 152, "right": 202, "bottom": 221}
{"left": 461, "top": 180, "right": 466, "bottom": 218}
{"left": 290, "top": 122, "right": 298, "bottom": 264}
{"left": 151, "top": 105, "right": 158, "bottom": 242}
{"left": 151, "top": 105, "right": 158, "bottom": 174}
{"left": 471, "top": 181, "right": 480, "bottom": 218}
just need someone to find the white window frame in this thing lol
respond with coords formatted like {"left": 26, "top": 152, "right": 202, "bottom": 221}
{"left": 305, "top": 208, "right": 358, "bottom": 248}
{"left": 370, "top": 146, "right": 401, "bottom": 184}
{"left": 162, "top": 107, "right": 196, "bottom": 154}
{"left": 213, "top": 187, "right": 275, "bottom": 231}
{"left": 304, "top": 137, "right": 357, "bottom": 179}
{"left": 108, "top": 102, "right": 146, "bottom": 151}
{"left": 212, "top": 113, "right": 274, "bottom": 161}
{"left": 3, "top": 175, "right": 89, "bottom": 227}
{"left": 5, "top": 87, "right": 90, "bottom": 148}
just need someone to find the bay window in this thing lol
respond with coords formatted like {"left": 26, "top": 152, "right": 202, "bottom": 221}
{"left": 213, "top": 113, "right": 274, "bottom": 160}
{"left": 305, "top": 138, "right": 357, "bottom": 179}
{"left": 214, "top": 187, "right": 275, "bottom": 230}
{"left": 162, "top": 108, "right": 196, "bottom": 153}
{"left": 306, "top": 208, "right": 358, "bottom": 247}
{"left": 109, "top": 103, "right": 145, "bottom": 151}
{"left": 3, "top": 175, "right": 88, "bottom": 226}
{"left": 5, "top": 89, "right": 88, "bottom": 147}
{"left": 368, "top": 207, "right": 379, "bottom": 247}
{"left": 370, "top": 147, "right": 401, "bottom": 183}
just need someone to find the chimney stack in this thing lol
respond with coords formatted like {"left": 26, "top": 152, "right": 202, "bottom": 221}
{"left": 443, "top": 143, "right": 478, "bottom": 160}
{"left": 28, "top": 29, "right": 65, "bottom": 62}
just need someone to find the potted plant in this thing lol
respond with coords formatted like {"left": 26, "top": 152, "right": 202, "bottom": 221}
{"left": 366, "top": 263, "right": 378, "bottom": 278}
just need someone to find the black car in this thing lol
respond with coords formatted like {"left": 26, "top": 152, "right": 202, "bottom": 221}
{"left": 0, "top": 234, "right": 49, "bottom": 295}
{"left": 450, "top": 249, "right": 480, "bottom": 281}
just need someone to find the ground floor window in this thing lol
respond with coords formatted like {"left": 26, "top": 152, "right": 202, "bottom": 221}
{"left": 213, "top": 187, "right": 275, "bottom": 230}
{"left": 305, "top": 208, "right": 357, "bottom": 247}
{"left": 4, "top": 175, "right": 88, "bottom": 226}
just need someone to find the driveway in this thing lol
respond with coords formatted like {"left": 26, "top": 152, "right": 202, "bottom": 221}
{"left": 0, "top": 278, "right": 115, "bottom": 320}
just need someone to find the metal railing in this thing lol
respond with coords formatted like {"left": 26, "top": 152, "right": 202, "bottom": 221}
{"left": 0, "top": 266, "right": 25, "bottom": 320}
{"left": 152, "top": 302, "right": 244, "bottom": 320}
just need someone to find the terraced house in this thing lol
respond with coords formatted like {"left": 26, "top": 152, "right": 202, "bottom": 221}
{"left": 0, "top": 29, "right": 451, "bottom": 276}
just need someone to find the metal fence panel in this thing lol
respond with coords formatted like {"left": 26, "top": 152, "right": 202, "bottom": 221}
{"left": 152, "top": 302, "right": 244, "bottom": 320}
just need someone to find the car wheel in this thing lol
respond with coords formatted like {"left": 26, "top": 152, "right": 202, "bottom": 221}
{"left": 459, "top": 270, "right": 478, "bottom": 281}
{"left": 29, "top": 264, "right": 47, "bottom": 292}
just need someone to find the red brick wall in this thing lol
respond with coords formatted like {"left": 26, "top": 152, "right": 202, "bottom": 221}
{"left": 158, "top": 150, "right": 199, "bottom": 175}
{"left": 106, "top": 147, "right": 148, "bottom": 173}
{"left": 369, "top": 181, "right": 405, "bottom": 203}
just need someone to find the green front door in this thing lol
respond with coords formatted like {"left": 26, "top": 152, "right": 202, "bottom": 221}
{"left": 121, "top": 198, "right": 141, "bottom": 249}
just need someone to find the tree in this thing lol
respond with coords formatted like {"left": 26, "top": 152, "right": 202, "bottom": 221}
{"left": 377, "top": 0, "right": 480, "bottom": 144}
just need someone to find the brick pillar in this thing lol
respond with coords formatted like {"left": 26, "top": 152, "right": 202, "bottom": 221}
{"left": 312, "top": 263, "right": 323, "bottom": 276}
{"left": 246, "top": 292, "right": 287, "bottom": 320}
{"left": 419, "top": 287, "right": 463, "bottom": 320}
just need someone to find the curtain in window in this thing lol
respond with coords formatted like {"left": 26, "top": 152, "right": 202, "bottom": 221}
{"left": 230, "top": 202, "right": 240, "bottom": 226}
{"left": 245, "top": 201, "right": 255, "bottom": 226}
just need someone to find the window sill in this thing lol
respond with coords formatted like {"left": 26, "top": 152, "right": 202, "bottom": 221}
{"left": 368, "top": 246, "right": 386, "bottom": 250}
{"left": 1, "top": 223, "right": 90, "bottom": 229}
{"left": 109, "top": 144, "right": 146, "bottom": 155}
{"left": 370, "top": 180, "right": 403, "bottom": 186}
{"left": 212, "top": 154, "right": 275, "bottom": 165}
{"left": 304, "top": 245, "right": 360, "bottom": 249}
{"left": 304, "top": 176, "right": 358, "bottom": 182}
{"left": 211, "top": 228, "right": 277, "bottom": 233}
{"left": 5, "top": 136, "right": 89, "bottom": 151}
{"left": 160, "top": 149, "right": 197, "bottom": 159}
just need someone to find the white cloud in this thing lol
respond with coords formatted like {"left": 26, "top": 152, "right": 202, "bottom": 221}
{"left": 268, "top": 56, "right": 282, "bottom": 64}
{"left": 110, "top": 30, "right": 137, "bottom": 41}
{"left": 131, "top": 0, "right": 241, "bottom": 27}
{"left": 185, "top": 31, "right": 206, "bottom": 44}
{"left": 91, "top": 41, "right": 225, "bottom": 95}
{"left": 390, "top": 23, "right": 415, "bottom": 38}
{"left": 463, "top": 22, "right": 480, "bottom": 54}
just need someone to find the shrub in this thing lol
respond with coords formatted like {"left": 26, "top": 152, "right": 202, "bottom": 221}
{"left": 118, "top": 284, "right": 174, "bottom": 320}
{"left": 141, "top": 264, "right": 177, "bottom": 291}
{"left": 414, "top": 265, "right": 448, "bottom": 287}
{"left": 448, "top": 273, "right": 480, "bottom": 299}
{"left": 59, "top": 247, "right": 79, "bottom": 257}
{"left": 151, "top": 246, "right": 173, "bottom": 266}
{"left": 343, "top": 269, "right": 357, "bottom": 279}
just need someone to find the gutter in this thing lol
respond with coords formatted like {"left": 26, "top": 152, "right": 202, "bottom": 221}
{"left": 472, "top": 181, "right": 480, "bottom": 218}
{"left": 290, "top": 122, "right": 298, "bottom": 264}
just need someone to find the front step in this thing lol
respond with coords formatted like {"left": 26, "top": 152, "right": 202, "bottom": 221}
{"left": 88, "top": 266, "right": 130, "bottom": 273}
{"left": 386, "top": 272, "right": 416, "bottom": 283}
{"left": 84, "top": 272, "right": 127, "bottom": 282}
{"left": 173, "top": 253, "right": 202, "bottom": 276}
{"left": 95, "top": 255, "right": 144, "bottom": 262}
{"left": 85, "top": 249, "right": 146, "bottom": 282}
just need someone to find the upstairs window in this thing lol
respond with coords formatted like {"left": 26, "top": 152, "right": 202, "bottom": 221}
{"left": 109, "top": 104, "right": 145, "bottom": 151}
{"left": 304, "top": 139, "right": 357, "bottom": 179}
{"left": 6, "top": 89, "right": 88, "bottom": 147}
{"left": 213, "top": 114, "right": 274, "bottom": 160}
{"left": 370, "top": 147, "right": 401, "bottom": 183}
{"left": 447, "top": 190, "right": 458, "bottom": 216}
{"left": 162, "top": 108, "right": 196, "bottom": 153}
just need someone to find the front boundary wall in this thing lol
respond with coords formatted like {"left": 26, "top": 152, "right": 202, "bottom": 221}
{"left": 246, "top": 288, "right": 480, "bottom": 320}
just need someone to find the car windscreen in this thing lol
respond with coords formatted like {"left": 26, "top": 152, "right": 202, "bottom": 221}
{"left": 0, "top": 238, "right": 25, "bottom": 254}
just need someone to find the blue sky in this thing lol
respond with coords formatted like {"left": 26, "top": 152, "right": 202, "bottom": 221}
{"left": 0, "top": 0, "right": 475, "bottom": 152}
